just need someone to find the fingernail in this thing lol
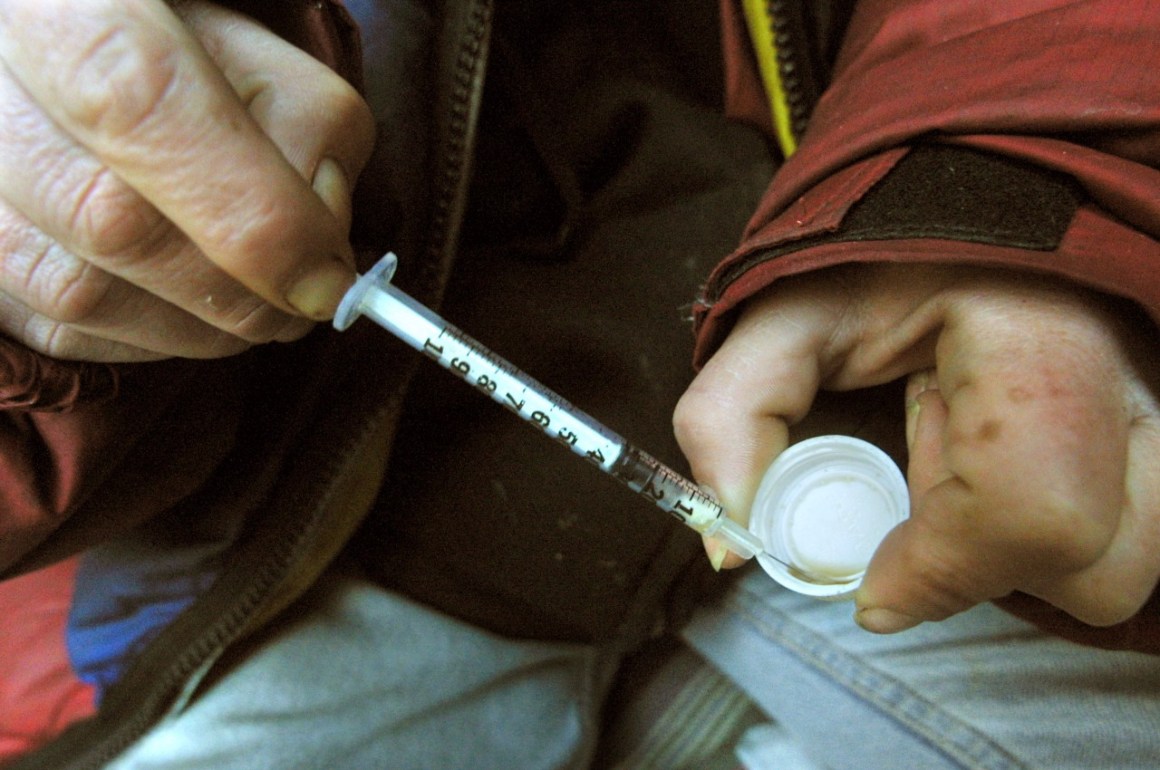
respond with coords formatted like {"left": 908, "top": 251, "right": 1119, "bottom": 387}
{"left": 285, "top": 260, "right": 356, "bottom": 321}
{"left": 856, "top": 607, "right": 922, "bottom": 634}
{"left": 905, "top": 369, "right": 930, "bottom": 405}
{"left": 706, "top": 537, "right": 729, "bottom": 572}
{"left": 905, "top": 396, "right": 921, "bottom": 449}
{"left": 905, "top": 370, "right": 931, "bottom": 449}
{"left": 312, "top": 157, "right": 352, "bottom": 232}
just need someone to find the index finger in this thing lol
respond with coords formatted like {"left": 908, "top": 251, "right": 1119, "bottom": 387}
{"left": 0, "top": 0, "right": 354, "bottom": 319}
{"left": 674, "top": 285, "right": 835, "bottom": 524}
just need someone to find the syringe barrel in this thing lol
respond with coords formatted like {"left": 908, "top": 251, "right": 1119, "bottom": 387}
{"left": 335, "top": 253, "right": 763, "bottom": 560}
{"left": 610, "top": 445, "right": 763, "bottom": 558}
{"left": 336, "top": 254, "right": 626, "bottom": 467}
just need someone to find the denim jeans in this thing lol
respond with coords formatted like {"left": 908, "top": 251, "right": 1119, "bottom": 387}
{"left": 107, "top": 571, "right": 611, "bottom": 770}
{"left": 683, "top": 566, "right": 1160, "bottom": 770}
{"left": 109, "top": 565, "right": 1160, "bottom": 770}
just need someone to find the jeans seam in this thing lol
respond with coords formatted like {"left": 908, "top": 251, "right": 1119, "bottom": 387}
{"left": 730, "top": 581, "right": 1028, "bottom": 770}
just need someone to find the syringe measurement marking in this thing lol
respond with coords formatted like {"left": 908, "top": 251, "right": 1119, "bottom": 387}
{"left": 343, "top": 261, "right": 740, "bottom": 542}
{"left": 422, "top": 327, "right": 620, "bottom": 466}
{"left": 419, "top": 326, "right": 724, "bottom": 532}
{"left": 613, "top": 447, "right": 726, "bottom": 531}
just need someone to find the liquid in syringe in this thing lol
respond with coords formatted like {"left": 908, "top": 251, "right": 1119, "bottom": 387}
{"left": 333, "top": 253, "right": 763, "bottom": 560}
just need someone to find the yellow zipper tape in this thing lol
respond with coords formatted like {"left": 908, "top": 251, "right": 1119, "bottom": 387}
{"left": 740, "top": 0, "right": 798, "bottom": 156}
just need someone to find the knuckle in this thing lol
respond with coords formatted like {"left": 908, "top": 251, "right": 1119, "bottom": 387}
{"left": 67, "top": 167, "right": 169, "bottom": 258}
{"left": 1038, "top": 555, "right": 1160, "bottom": 628}
{"left": 899, "top": 545, "right": 990, "bottom": 618}
{"left": 34, "top": 257, "right": 117, "bottom": 327}
{"left": 330, "top": 85, "right": 376, "bottom": 159}
{"left": 1072, "top": 593, "right": 1148, "bottom": 627}
{"left": 886, "top": 515, "right": 1013, "bottom": 614}
{"left": 22, "top": 318, "right": 67, "bottom": 358}
{"left": 0, "top": 234, "right": 116, "bottom": 327}
{"left": 19, "top": 314, "right": 88, "bottom": 360}
{"left": 1032, "top": 573, "right": 1153, "bottom": 629}
{"left": 953, "top": 468, "right": 1113, "bottom": 572}
{"left": 18, "top": 314, "right": 166, "bottom": 362}
{"left": 184, "top": 328, "right": 253, "bottom": 360}
{"left": 1016, "top": 497, "right": 1110, "bottom": 571}
{"left": 204, "top": 196, "right": 307, "bottom": 275}
{"left": 60, "top": 10, "right": 183, "bottom": 141}
{"left": 225, "top": 302, "right": 309, "bottom": 345}
{"left": 673, "top": 381, "right": 754, "bottom": 450}
{"left": 672, "top": 390, "right": 712, "bottom": 446}
{"left": 290, "top": 58, "right": 376, "bottom": 159}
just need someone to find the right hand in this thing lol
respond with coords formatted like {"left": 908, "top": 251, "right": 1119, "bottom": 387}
{"left": 0, "top": 0, "right": 375, "bottom": 361}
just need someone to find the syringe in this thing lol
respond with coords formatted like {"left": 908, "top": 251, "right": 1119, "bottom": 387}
{"left": 334, "top": 253, "right": 764, "bottom": 560}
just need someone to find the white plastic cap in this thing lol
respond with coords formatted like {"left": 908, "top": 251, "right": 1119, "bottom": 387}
{"left": 748, "top": 435, "right": 909, "bottom": 600}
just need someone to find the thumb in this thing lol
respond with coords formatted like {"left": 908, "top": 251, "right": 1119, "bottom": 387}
{"left": 674, "top": 355, "right": 796, "bottom": 571}
{"left": 855, "top": 371, "right": 990, "bottom": 632}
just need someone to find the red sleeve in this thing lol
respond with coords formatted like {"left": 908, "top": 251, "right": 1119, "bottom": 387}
{"left": 0, "top": 351, "right": 244, "bottom": 574}
{"left": 698, "top": 0, "right": 1160, "bottom": 363}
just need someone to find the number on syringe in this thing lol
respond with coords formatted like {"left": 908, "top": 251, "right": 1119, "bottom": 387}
{"left": 671, "top": 500, "right": 696, "bottom": 523}
{"left": 640, "top": 481, "right": 665, "bottom": 503}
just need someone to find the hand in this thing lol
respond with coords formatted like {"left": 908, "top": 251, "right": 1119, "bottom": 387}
{"left": 0, "top": 0, "right": 375, "bottom": 361}
{"left": 674, "top": 263, "right": 1160, "bottom": 632}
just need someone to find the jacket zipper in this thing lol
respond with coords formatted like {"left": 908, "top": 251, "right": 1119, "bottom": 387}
{"left": 415, "top": 0, "right": 494, "bottom": 303}
{"left": 22, "top": 4, "right": 495, "bottom": 769}
{"left": 702, "top": 0, "right": 820, "bottom": 306}
{"left": 66, "top": 527, "right": 316, "bottom": 770}
{"left": 741, "top": 0, "right": 811, "bottom": 156}
{"left": 767, "top": 0, "right": 814, "bottom": 148}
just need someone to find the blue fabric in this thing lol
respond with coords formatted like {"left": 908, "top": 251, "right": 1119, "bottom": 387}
{"left": 67, "top": 539, "right": 223, "bottom": 702}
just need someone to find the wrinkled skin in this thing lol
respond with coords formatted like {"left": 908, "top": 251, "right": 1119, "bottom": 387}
{"left": 675, "top": 263, "right": 1160, "bottom": 633}
{"left": 0, "top": 0, "right": 375, "bottom": 361}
